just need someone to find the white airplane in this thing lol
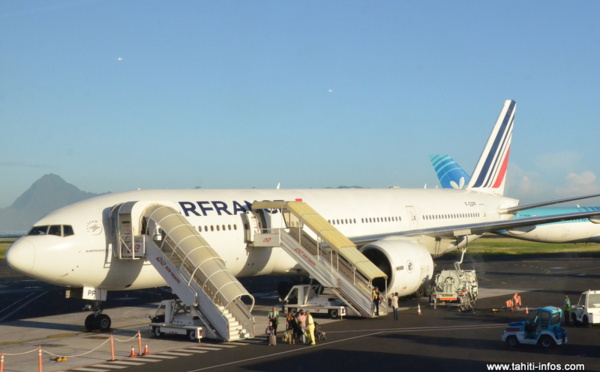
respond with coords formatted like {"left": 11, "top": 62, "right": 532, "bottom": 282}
{"left": 6, "top": 100, "right": 600, "bottom": 335}
{"left": 430, "top": 154, "right": 600, "bottom": 243}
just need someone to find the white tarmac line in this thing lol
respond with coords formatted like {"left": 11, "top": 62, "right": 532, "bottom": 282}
{"left": 180, "top": 349, "right": 208, "bottom": 353}
{"left": 105, "top": 360, "right": 146, "bottom": 366}
{"left": 90, "top": 363, "right": 129, "bottom": 369}
{"left": 158, "top": 351, "right": 194, "bottom": 356}
{"left": 183, "top": 323, "right": 506, "bottom": 372}
{"left": 142, "top": 354, "right": 177, "bottom": 359}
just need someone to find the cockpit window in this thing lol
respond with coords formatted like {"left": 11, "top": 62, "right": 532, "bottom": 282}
{"left": 28, "top": 225, "right": 74, "bottom": 237}
{"left": 63, "top": 225, "right": 74, "bottom": 236}
{"left": 48, "top": 225, "right": 62, "bottom": 236}
{"left": 29, "top": 226, "right": 49, "bottom": 235}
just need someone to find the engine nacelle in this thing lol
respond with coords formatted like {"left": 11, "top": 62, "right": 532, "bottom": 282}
{"left": 360, "top": 238, "right": 434, "bottom": 297}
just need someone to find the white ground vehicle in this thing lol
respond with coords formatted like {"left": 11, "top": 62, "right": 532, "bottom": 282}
{"left": 430, "top": 250, "right": 478, "bottom": 311}
{"left": 571, "top": 290, "right": 600, "bottom": 327}
{"left": 281, "top": 284, "right": 349, "bottom": 319}
{"left": 149, "top": 299, "right": 203, "bottom": 342}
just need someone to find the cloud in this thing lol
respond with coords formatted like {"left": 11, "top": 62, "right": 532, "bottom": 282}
{"left": 534, "top": 151, "right": 581, "bottom": 172}
{"left": 507, "top": 164, "right": 549, "bottom": 200}
{"left": 556, "top": 171, "right": 600, "bottom": 197}
{"left": 0, "top": 162, "right": 49, "bottom": 169}
{"left": 506, "top": 162, "right": 600, "bottom": 204}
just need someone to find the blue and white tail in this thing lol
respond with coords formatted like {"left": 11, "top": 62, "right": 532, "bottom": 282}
{"left": 466, "top": 100, "right": 516, "bottom": 195}
{"left": 429, "top": 155, "right": 471, "bottom": 189}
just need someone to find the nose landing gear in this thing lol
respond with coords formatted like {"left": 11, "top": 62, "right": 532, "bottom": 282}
{"left": 83, "top": 301, "right": 112, "bottom": 332}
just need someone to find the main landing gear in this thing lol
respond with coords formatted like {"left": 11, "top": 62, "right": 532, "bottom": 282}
{"left": 83, "top": 301, "right": 112, "bottom": 332}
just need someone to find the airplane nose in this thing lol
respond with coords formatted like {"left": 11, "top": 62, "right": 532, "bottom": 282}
{"left": 6, "top": 238, "right": 35, "bottom": 275}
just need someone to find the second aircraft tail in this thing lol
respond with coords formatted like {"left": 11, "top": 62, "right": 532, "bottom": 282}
{"left": 429, "top": 154, "right": 471, "bottom": 189}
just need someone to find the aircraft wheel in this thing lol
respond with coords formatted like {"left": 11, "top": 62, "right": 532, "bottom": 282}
{"left": 329, "top": 309, "right": 339, "bottom": 319}
{"left": 95, "top": 314, "right": 111, "bottom": 332}
{"left": 506, "top": 335, "right": 519, "bottom": 347}
{"left": 414, "top": 287, "right": 425, "bottom": 298}
{"left": 84, "top": 314, "right": 95, "bottom": 331}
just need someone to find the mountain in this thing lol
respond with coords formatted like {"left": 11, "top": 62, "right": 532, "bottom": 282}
{"left": 0, "top": 174, "right": 102, "bottom": 234}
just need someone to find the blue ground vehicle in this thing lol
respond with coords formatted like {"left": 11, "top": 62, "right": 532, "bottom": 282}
{"left": 502, "top": 306, "right": 568, "bottom": 348}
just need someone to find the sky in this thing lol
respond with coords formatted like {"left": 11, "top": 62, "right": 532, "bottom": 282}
{"left": 1, "top": 1, "right": 600, "bottom": 208}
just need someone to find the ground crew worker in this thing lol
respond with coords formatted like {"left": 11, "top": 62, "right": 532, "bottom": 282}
{"left": 306, "top": 310, "right": 316, "bottom": 345}
{"left": 563, "top": 294, "right": 572, "bottom": 325}
{"left": 426, "top": 281, "right": 434, "bottom": 305}
{"left": 268, "top": 306, "right": 280, "bottom": 335}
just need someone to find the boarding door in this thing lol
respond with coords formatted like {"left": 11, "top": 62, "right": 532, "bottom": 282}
{"left": 243, "top": 208, "right": 273, "bottom": 243}
{"left": 243, "top": 211, "right": 260, "bottom": 243}
{"left": 405, "top": 206, "right": 418, "bottom": 230}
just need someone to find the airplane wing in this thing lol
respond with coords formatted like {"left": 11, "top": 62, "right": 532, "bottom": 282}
{"left": 499, "top": 193, "right": 600, "bottom": 214}
{"left": 351, "top": 209, "right": 600, "bottom": 245}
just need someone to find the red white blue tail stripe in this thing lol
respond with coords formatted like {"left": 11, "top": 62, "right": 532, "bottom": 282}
{"left": 466, "top": 100, "right": 516, "bottom": 195}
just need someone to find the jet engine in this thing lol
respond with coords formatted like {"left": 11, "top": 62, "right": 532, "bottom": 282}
{"left": 360, "top": 238, "right": 434, "bottom": 297}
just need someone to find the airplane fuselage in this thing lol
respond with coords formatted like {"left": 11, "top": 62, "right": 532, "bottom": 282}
{"left": 7, "top": 187, "right": 518, "bottom": 292}
{"left": 500, "top": 207, "right": 600, "bottom": 243}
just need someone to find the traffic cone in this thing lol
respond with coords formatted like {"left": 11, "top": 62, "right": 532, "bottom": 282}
{"left": 129, "top": 346, "right": 137, "bottom": 358}
{"left": 143, "top": 344, "right": 150, "bottom": 356}
{"left": 525, "top": 306, "right": 529, "bottom": 315}
{"left": 417, "top": 303, "right": 422, "bottom": 315}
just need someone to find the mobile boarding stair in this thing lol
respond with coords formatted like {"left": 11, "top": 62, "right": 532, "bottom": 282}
{"left": 110, "top": 201, "right": 255, "bottom": 341}
{"left": 251, "top": 201, "right": 388, "bottom": 318}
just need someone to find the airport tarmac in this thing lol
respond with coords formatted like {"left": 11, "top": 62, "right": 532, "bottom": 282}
{"left": 1, "top": 252, "right": 600, "bottom": 372}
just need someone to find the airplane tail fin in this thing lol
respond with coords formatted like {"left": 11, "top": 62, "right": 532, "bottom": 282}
{"left": 465, "top": 100, "right": 516, "bottom": 195}
{"left": 429, "top": 155, "right": 471, "bottom": 189}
